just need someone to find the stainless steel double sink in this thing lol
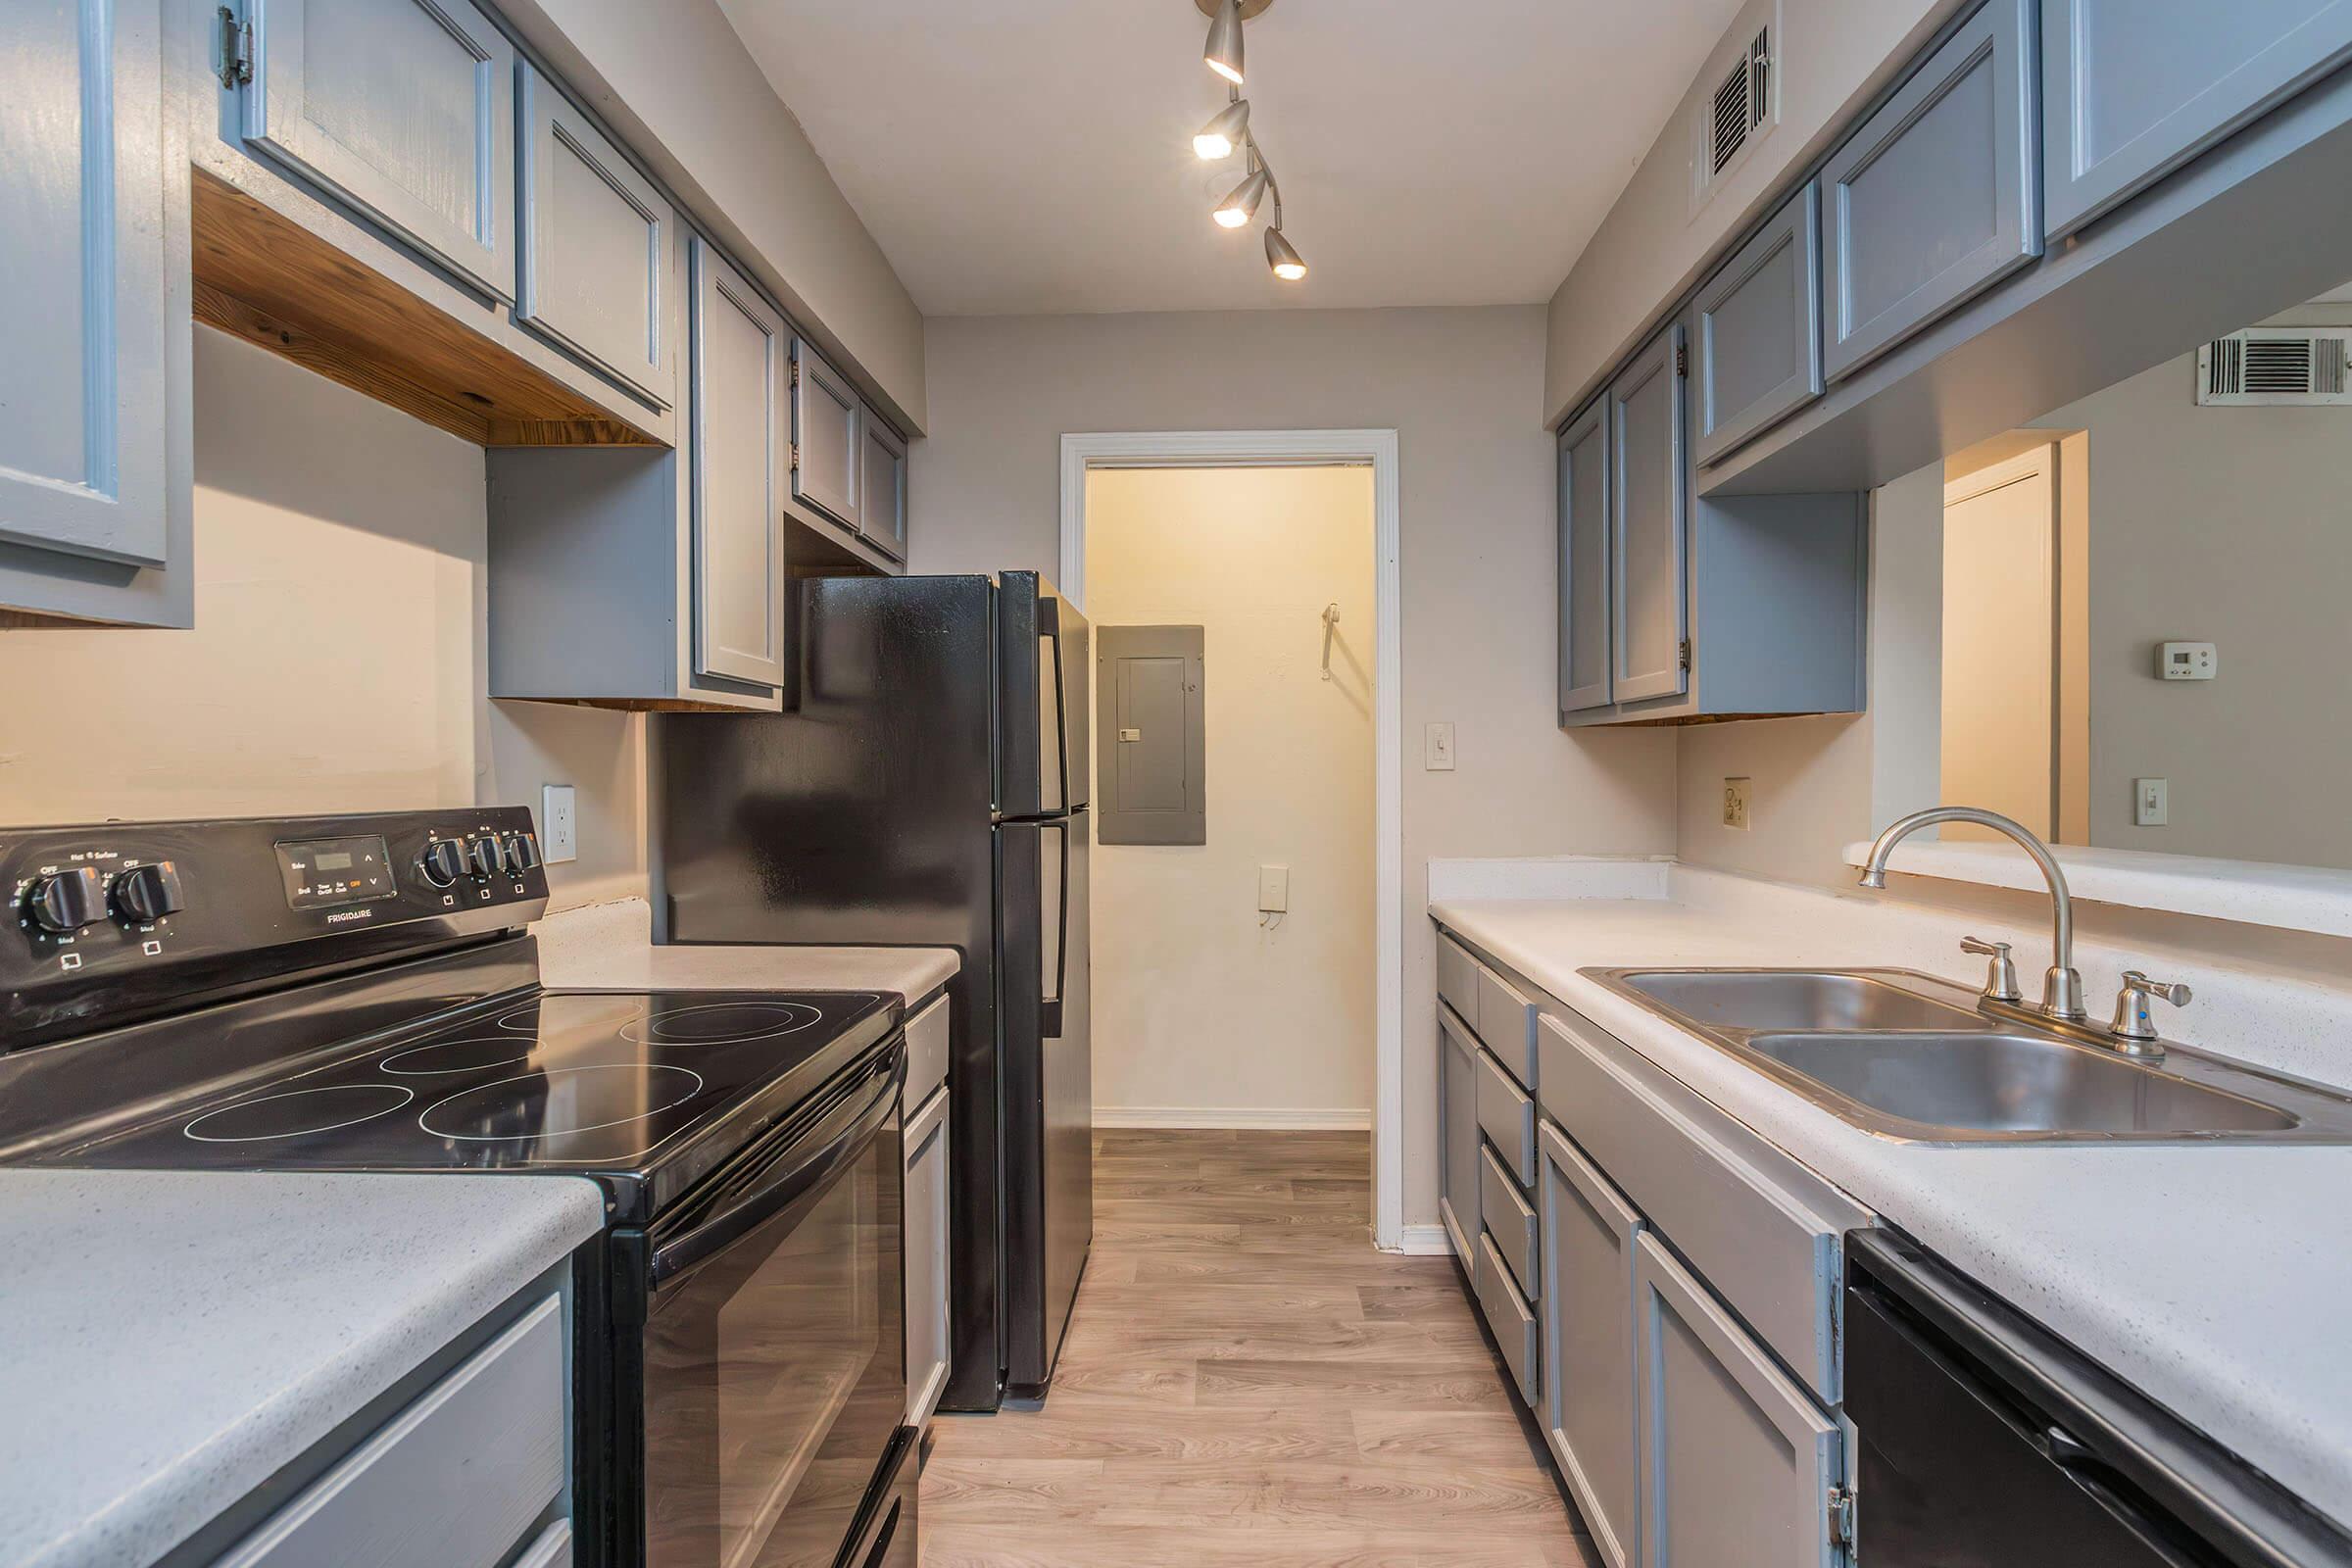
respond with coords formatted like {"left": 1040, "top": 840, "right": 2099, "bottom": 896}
{"left": 1583, "top": 967, "right": 2352, "bottom": 1145}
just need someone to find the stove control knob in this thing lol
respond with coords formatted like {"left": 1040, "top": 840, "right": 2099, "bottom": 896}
{"left": 418, "top": 839, "right": 466, "bottom": 888}
{"left": 466, "top": 835, "right": 508, "bottom": 880}
{"left": 28, "top": 867, "right": 107, "bottom": 934}
{"left": 113, "top": 861, "right": 184, "bottom": 923}
{"left": 503, "top": 832, "right": 540, "bottom": 872}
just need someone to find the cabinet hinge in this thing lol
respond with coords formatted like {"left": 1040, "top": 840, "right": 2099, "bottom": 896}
{"left": 1676, "top": 343, "right": 1690, "bottom": 377}
{"left": 215, "top": 7, "right": 253, "bottom": 88}
{"left": 1678, "top": 637, "right": 1693, "bottom": 672}
{"left": 788, "top": 443, "right": 802, "bottom": 472}
{"left": 1829, "top": 1485, "right": 1857, "bottom": 1554}
{"left": 788, "top": 359, "right": 802, "bottom": 388}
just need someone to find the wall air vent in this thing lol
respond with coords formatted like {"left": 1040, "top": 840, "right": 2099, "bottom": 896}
{"left": 1690, "top": 1, "right": 1782, "bottom": 219}
{"left": 2197, "top": 329, "right": 2352, "bottom": 405}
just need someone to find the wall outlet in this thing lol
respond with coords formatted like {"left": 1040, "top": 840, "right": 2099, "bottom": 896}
{"left": 1423, "top": 721, "right": 1456, "bottom": 771}
{"left": 1257, "top": 865, "right": 1290, "bottom": 913}
{"left": 2134, "top": 777, "right": 2169, "bottom": 827}
{"left": 541, "top": 784, "right": 579, "bottom": 862}
{"left": 1722, "top": 776, "right": 1753, "bottom": 831}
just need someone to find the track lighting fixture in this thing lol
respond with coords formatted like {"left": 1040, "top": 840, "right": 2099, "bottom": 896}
{"left": 1212, "top": 157, "right": 1269, "bottom": 228}
{"left": 1194, "top": 94, "right": 1250, "bottom": 161}
{"left": 1265, "top": 226, "right": 1306, "bottom": 281}
{"left": 1203, "top": 0, "right": 1246, "bottom": 85}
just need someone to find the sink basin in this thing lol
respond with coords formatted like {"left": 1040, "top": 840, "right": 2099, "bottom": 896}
{"left": 1743, "top": 1031, "right": 2299, "bottom": 1137}
{"left": 1614, "top": 969, "right": 1986, "bottom": 1033}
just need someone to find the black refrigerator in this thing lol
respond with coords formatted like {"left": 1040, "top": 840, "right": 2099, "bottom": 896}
{"left": 651, "top": 570, "right": 1092, "bottom": 1412}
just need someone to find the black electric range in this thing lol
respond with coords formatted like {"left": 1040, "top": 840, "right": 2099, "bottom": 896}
{"left": 0, "top": 808, "right": 922, "bottom": 1568}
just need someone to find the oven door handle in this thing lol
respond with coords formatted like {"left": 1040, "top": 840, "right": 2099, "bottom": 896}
{"left": 650, "top": 1052, "right": 903, "bottom": 1289}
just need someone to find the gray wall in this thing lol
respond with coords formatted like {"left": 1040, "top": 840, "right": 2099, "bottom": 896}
{"left": 912, "top": 307, "right": 1680, "bottom": 1227}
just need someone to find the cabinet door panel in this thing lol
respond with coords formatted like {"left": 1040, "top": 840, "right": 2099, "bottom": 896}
{"left": 1822, "top": 0, "right": 2039, "bottom": 382}
{"left": 1694, "top": 183, "right": 1823, "bottom": 466}
{"left": 860, "top": 412, "right": 907, "bottom": 563}
{"left": 1608, "top": 326, "right": 1689, "bottom": 704}
{"left": 518, "top": 66, "right": 673, "bottom": 408}
{"left": 1635, "top": 1234, "right": 1841, "bottom": 1568}
{"left": 1556, "top": 401, "right": 1612, "bottom": 715}
{"left": 689, "top": 239, "right": 784, "bottom": 689}
{"left": 905, "top": 1085, "right": 952, "bottom": 1427}
{"left": 242, "top": 0, "right": 516, "bottom": 302}
{"left": 1439, "top": 1005, "right": 1481, "bottom": 1260}
{"left": 0, "top": 0, "right": 170, "bottom": 567}
{"left": 792, "top": 339, "right": 860, "bottom": 530}
{"left": 1541, "top": 1123, "right": 1641, "bottom": 1568}
{"left": 2046, "top": 0, "right": 2352, "bottom": 238}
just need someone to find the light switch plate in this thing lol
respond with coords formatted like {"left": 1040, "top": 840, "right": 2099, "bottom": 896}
{"left": 1257, "top": 865, "right": 1290, "bottom": 913}
{"left": 541, "top": 784, "right": 578, "bottom": 862}
{"left": 1424, "top": 722, "right": 1456, "bottom": 771}
{"left": 2134, "top": 778, "right": 2169, "bottom": 827}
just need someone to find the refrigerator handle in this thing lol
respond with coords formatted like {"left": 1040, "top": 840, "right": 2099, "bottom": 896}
{"left": 1040, "top": 596, "right": 1071, "bottom": 817}
{"left": 1041, "top": 819, "right": 1068, "bottom": 1039}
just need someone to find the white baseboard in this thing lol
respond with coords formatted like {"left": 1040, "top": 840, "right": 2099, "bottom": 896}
{"left": 1094, "top": 1106, "right": 1373, "bottom": 1131}
{"left": 1392, "top": 1223, "right": 1454, "bottom": 1256}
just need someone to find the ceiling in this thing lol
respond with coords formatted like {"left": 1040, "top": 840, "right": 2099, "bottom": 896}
{"left": 717, "top": 0, "right": 1748, "bottom": 317}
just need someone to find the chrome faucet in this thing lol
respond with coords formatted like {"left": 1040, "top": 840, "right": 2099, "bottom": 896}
{"left": 1857, "top": 807, "right": 2088, "bottom": 1021}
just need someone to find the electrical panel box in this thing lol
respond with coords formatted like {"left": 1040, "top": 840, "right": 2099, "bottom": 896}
{"left": 1096, "top": 625, "right": 1206, "bottom": 846}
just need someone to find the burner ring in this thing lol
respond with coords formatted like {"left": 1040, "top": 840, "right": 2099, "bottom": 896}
{"left": 417, "top": 1063, "right": 706, "bottom": 1142}
{"left": 185, "top": 1084, "right": 416, "bottom": 1144}
{"left": 490, "top": 1002, "right": 543, "bottom": 1033}
{"left": 618, "top": 1002, "right": 825, "bottom": 1045}
{"left": 380, "top": 1035, "right": 535, "bottom": 1076}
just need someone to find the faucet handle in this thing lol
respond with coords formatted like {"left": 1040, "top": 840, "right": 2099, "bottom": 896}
{"left": 2110, "top": 970, "right": 2191, "bottom": 1048}
{"left": 1960, "top": 937, "right": 2023, "bottom": 1004}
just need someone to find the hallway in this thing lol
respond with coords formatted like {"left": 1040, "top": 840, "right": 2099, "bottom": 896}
{"left": 920, "top": 1129, "right": 1598, "bottom": 1567}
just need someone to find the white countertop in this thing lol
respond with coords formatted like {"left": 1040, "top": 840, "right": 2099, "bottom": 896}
{"left": 0, "top": 1170, "right": 604, "bottom": 1568}
{"left": 1429, "top": 859, "right": 2352, "bottom": 1535}
{"left": 533, "top": 898, "right": 959, "bottom": 1003}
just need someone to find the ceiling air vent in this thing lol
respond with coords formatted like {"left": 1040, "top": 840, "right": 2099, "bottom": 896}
{"left": 1690, "top": 2, "right": 1782, "bottom": 218}
{"left": 2197, "top": 329, "right": 2352, "bottom": 405}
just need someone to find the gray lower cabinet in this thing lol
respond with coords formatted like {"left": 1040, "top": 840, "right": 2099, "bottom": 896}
{"left": 688, "top": 237, "right": 787, "bottom": 689}
{"left": 905, "top": 1079, "right": 953, "bottom": 1428}
{"left": 1633, "top": 1233, "right": 1844, "bottom": 1568}
{"left": 1607, "top": 323, "right": 1690, "bottom": 704}
{"left": 1556, "top": 399, "right": 1613, "bottom": 715}
{"left": 1540, "top": 1121, "right": 1642, "bottom": 1568}
{"left": 238, "top": 0, "right": 518, "bottom": 302}
{"left": 2044, "top": 0, "right": 2352, "bottom": 239}
{"left": 1439, "top": 1004, "right": 1482, "bottom": 1260}
{"left": 791, "top": 338, "right": 861, "bottom": 533}
{"left": 518, "top": 64, "right": 676, "bottom": 409}
{"left": 861, "top": 414, "right": 909, "bottom": 563}
{"left": 217, "top": 1290, "right": 569, "bottom": 1568}
{"left": 1821, "top": 0, "right": 2040, "bottom": 382}
{"left": 0, "top": 0, "right": 189, "bottom": 626}
{"left": 1473, "top": 1230, "right": 1540, "bottom": 1407}
{"left": 1693, "top": 183, "right": 1823, "bottom": 466}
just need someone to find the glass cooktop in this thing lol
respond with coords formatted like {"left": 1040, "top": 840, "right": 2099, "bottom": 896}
{"left": 40, "top": 989, "right": 901, "bottom": 1224}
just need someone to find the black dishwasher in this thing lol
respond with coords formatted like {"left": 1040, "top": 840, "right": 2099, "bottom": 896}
{"left": 1845, "top": 1229, "right": 2352, "bottom": 1568}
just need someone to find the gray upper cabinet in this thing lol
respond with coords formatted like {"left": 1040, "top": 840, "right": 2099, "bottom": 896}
{"left": 0, "top": 0, "right": 174, "bottom": 583}
{"left": 689, "top": 237, "right": 786, "bottom": 690}
{"left": 1634, "top": 1234, "right": 1843, "bottom": 1568}
{"left": 1556, "top": 400, "right": 1612, "bottom": 716}
{"left": 2043, "top": 0, "right": 2352, "bottom": 238}
{"left": 1821, "top": 0, "right": 2040, "bottom": 383}
{"left": 1693, "top": 183, "right": 1823, "bottom": 466}
{"left": 518, "top": 64, "right": 675, "bottom": 409}
{"left": 1607, "top": 323, "right": 1689, "bottom": 705}
{"left": 240, "top": 0, "right": 517, "bottom": 302}
{"left": 791, "top": 339, "right": 861, "bottom": 532}
{"left": 1439, "top": 1005, "right": 1481, "bottom": 1261}
{"left": 1541, "top": 1122, "right": 1642, "bottom": 1568}
{"left": 860, "top": 412, "right": 908, "bottom": 562}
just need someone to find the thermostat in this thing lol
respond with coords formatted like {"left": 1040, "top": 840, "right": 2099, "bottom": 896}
{"left": 2159, "top": 642, "right": 2217, "bottom": 681}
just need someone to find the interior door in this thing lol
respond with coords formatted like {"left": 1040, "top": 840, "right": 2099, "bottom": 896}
{"left": 1608, "top": 324, "right": 1690, "bottom": 705}
{"left": 1941, "top": 448, "right": 2057, "bottom": 840}
{"left": 689, "top": 237, "right": 785, "bottom": 689}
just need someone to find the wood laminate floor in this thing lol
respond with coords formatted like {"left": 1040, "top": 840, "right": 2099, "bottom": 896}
{"left": 920, "top": 1129, "right": 1598, "bottom": 1567}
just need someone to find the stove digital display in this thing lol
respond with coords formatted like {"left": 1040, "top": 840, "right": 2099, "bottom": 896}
{"left": 274, "top": 835, "right": 396, "bottom": 910}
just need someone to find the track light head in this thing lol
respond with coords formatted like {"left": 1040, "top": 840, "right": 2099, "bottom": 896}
{"left": 1203, "top": 0, "right": 1246, "bottom": 85}
{"left": 1193, "top": 97, "right": 1250, "bottom": 161}
{"left": 1212, "top": 165, "right": 1269, "bottom": 228}
{"left": 1265, "top": 226, "right": 1306, "bottom": 280}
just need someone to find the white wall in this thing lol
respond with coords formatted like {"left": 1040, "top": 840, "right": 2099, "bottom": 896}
{"left": 0, "top": 330, "right": 645, "bottom": 908}
{"left": 1086, "top": 467, "right": 1377, "bottom": 1127}
{"left": 1543, "top": 0, "right": 1967, "bottom": 425}
{"left": 913, "top": 307, "right": 1679, "bottom": 1224}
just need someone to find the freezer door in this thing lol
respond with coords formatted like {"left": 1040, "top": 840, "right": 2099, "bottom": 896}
{"left": 999, "top": 573, "right": 1091, "bottom": 818}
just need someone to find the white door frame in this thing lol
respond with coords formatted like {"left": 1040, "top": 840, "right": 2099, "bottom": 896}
{"left": 1059, "top": 429, "right": 1408, "bottom": 1251}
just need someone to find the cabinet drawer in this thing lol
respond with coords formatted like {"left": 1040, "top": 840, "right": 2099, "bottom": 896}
{"left": 1475, "top": 963, "right": 1538, "bottom": 1089}
{"left": 1437, "top": 934, "right": 1480, "bottom": 1028}
{"left": 1821, "top": 0, "right": 2039, "bottom": 382}
{"left": 1538, "top": 1012, "right": 1843, "bottom": 1402}
{"left": 1480, "top": 1143, "right": 1539, "bottom": 1300}
{"left": 1693, "top": 182, "right": 1824, "bottom": 466}
{"left": 1473, "top": 1231, "right": 1540, "bottom": 1408}
{"left": 219, "top": 1294, "right": 566, "bottom": 1568}
{"left": 905, "top": 994, "right": 950, "bottom": 1108}
{"left": 1475, "top": 1048, "right": 1537, "bottom": 1188}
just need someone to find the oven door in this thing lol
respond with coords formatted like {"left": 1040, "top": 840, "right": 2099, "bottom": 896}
{"left": 639, "top": 1045, "right": 906, "bottom": 1568}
